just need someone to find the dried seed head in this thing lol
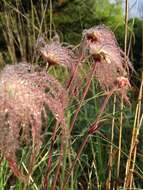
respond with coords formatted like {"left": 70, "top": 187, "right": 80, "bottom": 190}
{"left": 82, "top": 25, "right": 130, "bottom": 90}
{"left": 116, "top": 76, "right": 131, "bottom": 89}
{"left": 0, "top": 63, "right": 68, "bottom": 159}
{"left": 115, "top": 76, "right": 131, "bottom": 105}
{"left": 39, "top": 40, "right": 76, "bottom": 70}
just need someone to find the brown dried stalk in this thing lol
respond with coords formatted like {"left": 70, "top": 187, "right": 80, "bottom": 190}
{"left": 124, "top": 72, "right": 143, "bottom": 189}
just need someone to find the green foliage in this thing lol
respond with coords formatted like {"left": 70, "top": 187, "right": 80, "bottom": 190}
{"left": 49, "top": 0, "right": 124, "bottom": 43}
{"left": 130, "top": 18, "right": 142, "bottom": 70}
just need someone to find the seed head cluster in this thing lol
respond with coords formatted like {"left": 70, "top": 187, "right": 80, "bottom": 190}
{"left": 82, "top": 25, "right": 131, "bottom": 102}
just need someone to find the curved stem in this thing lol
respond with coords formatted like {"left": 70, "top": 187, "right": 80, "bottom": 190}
{"left": 70, "top": 63, "right": 97, "bottom": 132}
{"left": 62, "top": 134, "right": 89, "bottom": 190}
{"left": 44, "top": 124, "right": 58, "bottom": 190}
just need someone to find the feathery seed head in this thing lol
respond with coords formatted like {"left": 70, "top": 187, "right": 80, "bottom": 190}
{"left": 0, "top": 63, "right": 68, "bottom": 159}
{"left": 82, "top": 25, "right": 130, "bottom": 90}
{"left": 39, "top": 41, "right": 76, "bottom": 70}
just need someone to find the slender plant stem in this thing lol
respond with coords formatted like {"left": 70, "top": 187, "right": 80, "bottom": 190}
{"left": 51, "top": 124, "right": 69, "bottom": 189}
{"left": 62, "top": 135, "right": 89, "bottom": 190}
{"left": 70, "top": 63, "right": 97, "bottom": 132}
{"left": 116, "top": 1, "right": 129, "bottom": 177}
{"left": 129, "top": 78, "right": 143, "bottom": 187}
{"left": 88, "top": 88, "right": 115, "bottom": 134}
{"left": 6, "top": 157, "right": 25, "bottom": 182}
{"left": 127, "top": 19, "right": 135, "bottom": 57}
{"left": 49, "top": 0, "right": 52, "bottom": 40}
{"left": 124, "top": 72, "right": 143, "bottom": 188}
{"left": 32, "top": 0, "right": 49, "bottom": 63}
{"left": 107, "top": 94, "right": 116, "bottom": 190}
{"left": 116, "top": 94, "right": 123, "bottom": 187}
{"left": 44, "top": 124, "right": 58, "bottom": 190}
{"left": 66, "top": 54, "right": 83, "bottom": 91}
{"left": 62, "top": 88, "right": 114, "bottom": 190}
{"left": 124, "top": 0, "right": 129, "bottom": 71}
{"left": 52, "top": 140, "right": 64, "bottom": 190}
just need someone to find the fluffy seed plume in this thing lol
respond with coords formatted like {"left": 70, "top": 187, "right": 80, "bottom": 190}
{"left": 81, "top": 25, "right": 132, "bottom": 104}
{"left": 82, "top": 25, "right": 131, "bottom": 90}
{"left": 0, "top": 63, "right": 68, "bottom": 177}
{"left": 37, "top": 37, "right": 77, "bottom": 70}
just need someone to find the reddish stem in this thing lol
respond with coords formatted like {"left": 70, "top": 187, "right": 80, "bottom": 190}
{"left": 52, "top": 141, "right": 64, "bottom": 190}
{"left": 6, "top": 157, "right": 25, "bottom": 182}
{"left": 66, "top": 54, "right": 83, "bottom": 91}
{"left": 88, "top": 88, "right": 115, "bottom": 134}
{"left": 70, "top": 63, "right": 97, "bottom": 132}
{"left": 62, "top": 87, "right": 115, "bottom": 189}
{"left": 62, "top": 135, "right": 89, "bottom": 190}
{"left": 44, "top": 124, "right": 58, "bottom": 190}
